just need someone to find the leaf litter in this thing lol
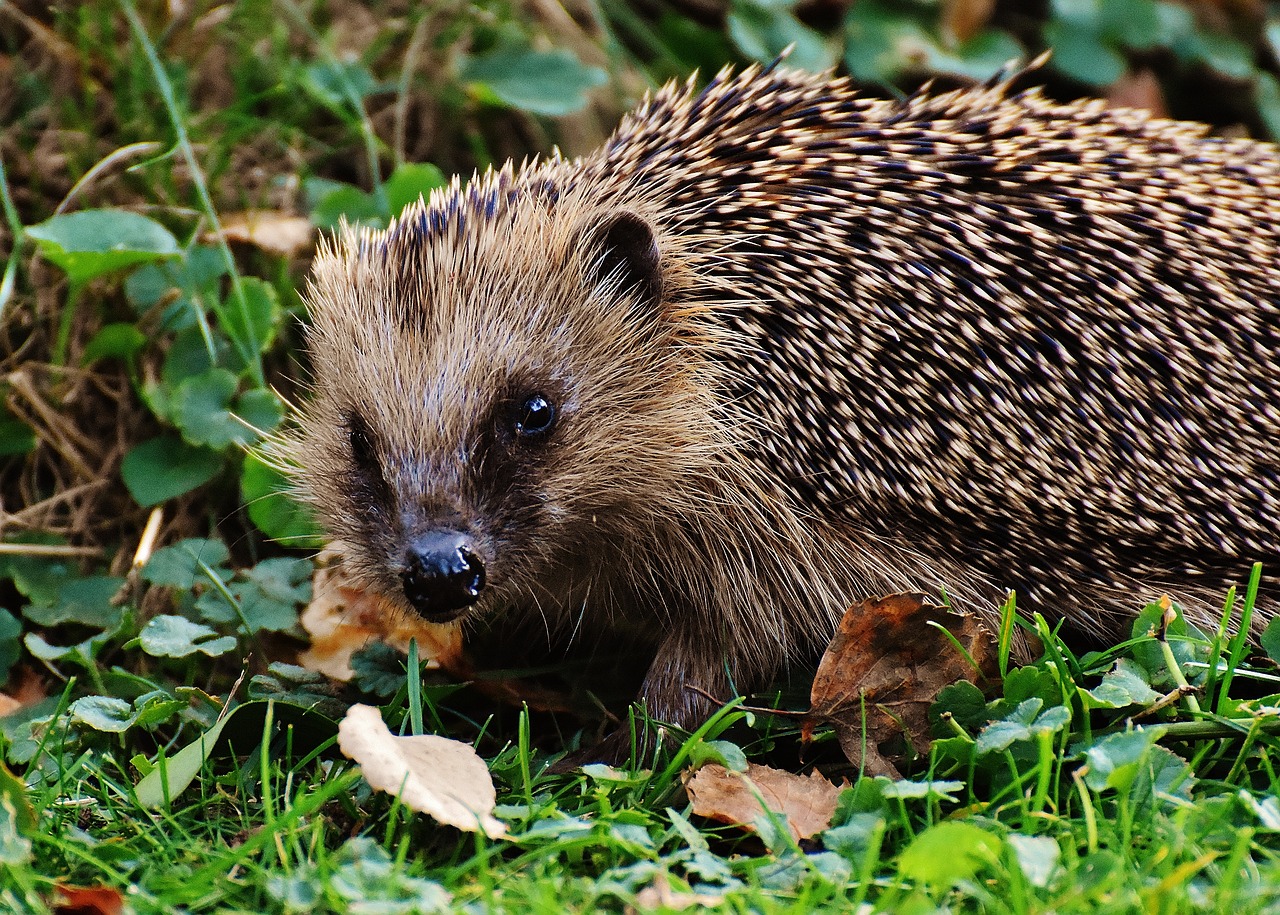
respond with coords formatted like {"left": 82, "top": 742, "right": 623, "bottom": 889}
{"left": 685, "top": 762, "right": 845, "bottom": 840}
{"left": 337, "top": 703, "right": 506, "bottom": 838}
{"left": 804, "top": 592, "right": 998, "bottom": 777}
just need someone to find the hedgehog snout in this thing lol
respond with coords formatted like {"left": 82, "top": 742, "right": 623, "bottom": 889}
{"left": 400, "top": 530, "right": 487, "bottom": 623}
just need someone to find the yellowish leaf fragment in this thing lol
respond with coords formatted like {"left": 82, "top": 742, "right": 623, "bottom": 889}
{"left": 215, "top": 210, "right": 315, "bottom": 258}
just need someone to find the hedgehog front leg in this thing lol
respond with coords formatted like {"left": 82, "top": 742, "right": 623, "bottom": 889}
{"left": 594, "top": 626, "right": 730, "bottom": 762}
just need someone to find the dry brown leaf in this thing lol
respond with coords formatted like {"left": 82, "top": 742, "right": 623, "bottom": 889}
{"left": 298, "top": 550, "right": 464, "bottom": 680}
{"left": 630, "top": 873, "right": 725, "bottom": 912}
{"left": 942, "top": 0, "right": 996, "bottom": 43}
{"left": 1106, "top": 69, "right": 1168, "bottom": 118}
{"left": 215, "top": 210, "right": 314, "bottom": 258}
{"left": 337, "top": 704, "right": 506, "bottom": 838}
{"left": 685, "top": 762, "right": 843, "bottom": 840}
{"left": 804, "top": 592, "right": 997, "bottom": 778}
{"left": 54, "top": 885, "right": 125, "bottom": 915}
{"left": 0, "top": 666, "right": 48, "bottom": 718}
{"left": 299, "top": 551, "right": 580, "bottom": 714}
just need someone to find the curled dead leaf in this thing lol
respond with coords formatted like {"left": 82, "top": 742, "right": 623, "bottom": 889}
{"left": 298, "top": 550, "right": 464, "bottom": 680}
{"left": 942, "top": 0, "right": 996, "bottom": 43}
{"left": 300, "top": 551, "right": 578, "bottom": 715}
{"left": 54, "top": 885, "right": 125, "bottom": 915}
{"left": 0, "top": 666, "right": 48, "bottom": 719}
{"left": 804, "top": 592, "right": 997, "bottom": 777}
{"left": 685, "top": 762, "right": 843, "bottom": 840}
{"left": 1105, "top": 69, "right": 1168, "bottom": 118}
{"left": 630, "top": 873, "right": 725, "bottom": 912}
{"left": 337, "top": 704, "right": 506, "bottom": 838}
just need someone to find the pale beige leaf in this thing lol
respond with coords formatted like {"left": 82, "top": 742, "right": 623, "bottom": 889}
{"left": 337, "top": 704, "right": 506, "bottom": 838}
{"left": 215, "top": 210, "right": 314, "bottom": 258}
{"left": 298, "top": 550, "right": 463, "bottom": 680}
{"left": 631, "top": 873, "right": 725, "bottom": 912}
{"left": 685, "top": 762, "right": 842, "bottom": 840}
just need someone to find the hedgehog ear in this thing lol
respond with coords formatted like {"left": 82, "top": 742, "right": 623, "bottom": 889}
{"left": 581, "top": 211, "right": 663, "bottom": 308}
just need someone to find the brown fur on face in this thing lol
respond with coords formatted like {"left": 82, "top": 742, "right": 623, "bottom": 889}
{"left": 286, "top": 170, "right": 872, "bottom": 727}
{"left": 278, "top": 62, "right": 1280, "bottom": 744}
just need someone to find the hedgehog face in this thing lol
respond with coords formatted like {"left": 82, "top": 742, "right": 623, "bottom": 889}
{"left": 292, "top": 191, "right": 714, "bottom": 630}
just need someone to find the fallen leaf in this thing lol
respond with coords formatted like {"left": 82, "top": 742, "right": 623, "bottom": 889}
{"left": 298, "top": 550, "right": 464, "bottom": 680}
{"left": 299, "top": 551, "right": 578, "bottom": 714}
{"left": 337, "top": 703, "right": 506, "bottom": 838}
{"left": 1105, "top": 69, "right": 1168, "bottom": 118}
{"left": 942, "top": 0, "right": 996, "bottom": 43}
{"left": 0, "top": 666, "right": 48, "bottom": 718}
{"left": 54, "top": 885, "right": 124, "bottom": 915}
{"left": 684, "top": 762, "right": 843, "bottom": 840}
{"left": 630, "top": 873, "right": 725, "bottom": 912}
{"left": 215, "top": 210, "right": 314, "bottom": 258}
{"left": 804, "top": 593, "right": 997, "bottom": 777}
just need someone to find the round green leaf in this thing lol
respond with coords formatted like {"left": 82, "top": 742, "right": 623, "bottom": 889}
{"left": 462, "top": 46, "right": 607, "bottom": 117}
{"left": 1100, "top": 0, "right": 1160, "bottom": 50}
{"left": 301, "top": 59, "right": 380, "bottom": 109}
{"left": 140, "top": 615, "right": 237, "bottom": 658}
{"left": 0, "top": 609, "right": 20, "bottom": 683}
{"left": 229, "top": 557, "right": 312, "bottom": 633}
{"left": 1154, "top": 0, "right": 1196, "bottom": 49}
{"left": 234, "top": 387, "right": 285, "bottom": 439}
{"left": 1083, "top": 658, "right": 1160, "bottom": 709}
{"left": 0, "top": 407, "right": 36, "bottom": 457}
{"left": 126, "top": 245, "right": 227, "bottom": 331}
{"left": 310, "top": 182, "right": 384, "bottom": 230}
{"left": 162, "top": 326, "right": 223, "bottom": 389}
{"left": 22, "top": 575, "right": 124, "bottom": 629}
{"left": 1044, "top": 19, "right": 1126, "bottom": 87}
{"left": 925, "top": 30, "right": 1025, "bottom": 82}
{"left": 0, "top": 763, "right": 34, "bottom": 865}
{"left": 82, "top": 322, "right": 147, "bottom": 364}
{"left": 1050, "top": 0, "right": 1103, "bottom": 28}
{"left": 132, "top": 691, "right": 189, "bottom": 729}
{"left": 1195, "top": 33, "right": 1255, "bottom": 81}
{"left": 1257, "top": 73, "right": 1280, "bottom": 143}
{"left": 242, "top": 454, "right": 324, "bottom": 546}
{"left": 897, "top": 821, "right": 1002, "bottom": 887}
{"left": 222, "top": 277, "right": 281, "bottom": 357}
{"left": 843, "top": 3, "right": 932, "bottom": 84}
{"left": 1008, "top": 834, "right": 1061, "bottom": 888}
{"left": 879, "top": 779, "right": 964, "bottom": 802}
{"left": 142, "top": 538, "right": 232, "bottom": 587}
{"left": 26, "top": 209, "right": 180, "bottom": 286}
{"left": 1261, "top": 615, "right": 1280, "bottom": 665}
{"left": 384, "top": 163, "right": 448, "bottom": 217}
{"left": 70, "top": 695, "right": 136, "bottom": 734}
{"left": 1082, "top": 727, "right": 1164, "bottom": 792}
{"left": 173, "top": 369, "right": 241, "bottom": 448}
{"left": 728, "top": 3, "right": 834, "bottom": 73}
{"left": 976, "top": 698, "right": 1071, "bottom": 755}
{"left": 121, "top": 435, "right": 223, "bottom": 507}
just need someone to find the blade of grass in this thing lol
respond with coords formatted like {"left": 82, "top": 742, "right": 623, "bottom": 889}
{"left": 118, "top": 0, "right": 264, "bottom": 385}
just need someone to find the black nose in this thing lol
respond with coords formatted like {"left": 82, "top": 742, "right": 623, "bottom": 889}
{"left": 401, "top": 531, "right": 486, "bottom": 622}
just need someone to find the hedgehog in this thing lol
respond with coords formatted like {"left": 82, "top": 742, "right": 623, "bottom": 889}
{"left": 286, "top": 62, "right": 1280, "bottom": 745}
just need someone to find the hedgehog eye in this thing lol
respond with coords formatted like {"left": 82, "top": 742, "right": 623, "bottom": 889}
{"left": 513, "top": 394, "right": 556, "bottom": 439}
{"left": 345, "top": 411, "right": 381, "bottom": 473}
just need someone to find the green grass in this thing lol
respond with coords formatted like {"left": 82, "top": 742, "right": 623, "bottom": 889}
{"left": 3, "top": 2, "right": 1280, "bottom": 913}
{"left": 4, "top": 598, "right": 1280, "bottom": 913}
